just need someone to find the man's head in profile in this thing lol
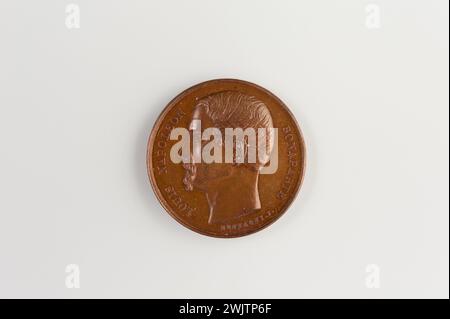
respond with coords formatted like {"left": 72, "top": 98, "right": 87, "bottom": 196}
{"left": 183, "top": 91, "right": 274, "bottom": 224}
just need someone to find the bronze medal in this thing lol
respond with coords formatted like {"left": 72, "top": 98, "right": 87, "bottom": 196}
{"left": 147, "top": 79, "right": 306, "bottom": 237}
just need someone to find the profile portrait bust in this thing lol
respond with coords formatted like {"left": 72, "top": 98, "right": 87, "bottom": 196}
{"left": 183, "top": 91, "right": 274, "bottom": 224}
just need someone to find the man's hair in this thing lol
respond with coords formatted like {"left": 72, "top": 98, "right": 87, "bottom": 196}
{"left": 194, "top": 91, "right": 274, "bottom": 169}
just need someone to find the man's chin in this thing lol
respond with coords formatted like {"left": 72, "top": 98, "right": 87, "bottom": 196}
{"left": 184, "top": 177, "right": 202, "bottom": 192}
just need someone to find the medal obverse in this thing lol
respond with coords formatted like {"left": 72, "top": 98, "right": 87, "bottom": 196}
{"left": 147, "top": 79, "right": 306, "bottom": 238}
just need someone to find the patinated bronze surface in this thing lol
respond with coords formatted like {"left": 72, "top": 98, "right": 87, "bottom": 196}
{"left": 147, "top": 79, "right": 306, "bottom": 237}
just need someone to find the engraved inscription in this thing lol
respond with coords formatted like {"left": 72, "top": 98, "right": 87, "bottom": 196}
{"left": 154, "top": 108, "right": 186, "bottom": 175}
{"left": 218, "top": 208, "right": 277, "bottom": 232}
{"left": 164, "top": 185, "right": 196, "bottom": 217}
{"left": 277, "top": 125, "right": 299, "bottom": 200}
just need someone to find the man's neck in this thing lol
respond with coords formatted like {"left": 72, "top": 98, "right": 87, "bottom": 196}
{"left": 206, "top": 170, "right": 260, "bottom": 224}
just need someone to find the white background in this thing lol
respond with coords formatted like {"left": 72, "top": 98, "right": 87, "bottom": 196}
{"left": 0, "top": 0, "right": 448, "bottom": 298}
